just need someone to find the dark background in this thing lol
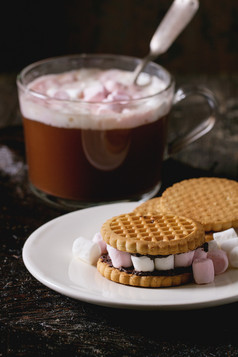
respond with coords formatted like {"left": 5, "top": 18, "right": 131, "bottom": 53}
{"left": 1, "top": 3, "right": 238, "bottom": 355}
{"left": 1, "top": 0, "right": 238, "bottom": 75}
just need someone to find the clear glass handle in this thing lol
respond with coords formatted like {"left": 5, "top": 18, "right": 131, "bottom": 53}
{"left": 167, "top": 85, "right": 218, "bottom": 155}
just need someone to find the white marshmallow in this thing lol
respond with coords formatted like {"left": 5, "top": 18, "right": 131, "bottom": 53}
{"left": 220, "top": 238, "right": 238, "bottom": 253}
{"left": 72, "top": 236, "right": 101, "bottom": 265}
{"left": 228, "top": 247, "right": 238, "bottom": 268}
{"left": 83, "top": 83, "right": 107, "bottom": 102}
{"left": 213, "top": 228, "right": 238, "bottom": 247}
{"left": 208, "top": 240, "right": 219, "bottom": 251}
{"left": 92, "top": 232, "right": 107, "bottom": 254}
{"left": 154, "top": 255, "right": 174, "bottom": 271}
{"left": 131, "top": 255, "right": 154, "bottom": 272}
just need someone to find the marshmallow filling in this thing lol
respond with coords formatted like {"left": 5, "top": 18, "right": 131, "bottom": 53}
{"left": 100, "top": 254, "right": 192, "bottom": 276}
{"left": 101, "top": 243, "right": 208, "bottom": 276}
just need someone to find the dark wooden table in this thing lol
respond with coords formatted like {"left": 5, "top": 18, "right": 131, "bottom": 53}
{"left": 1, "top": 73, "right": 238, "bottom": 356}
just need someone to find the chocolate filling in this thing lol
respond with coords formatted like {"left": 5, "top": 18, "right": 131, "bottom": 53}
{"left": 100, "top": 254, "right": 193, "bottom": 277}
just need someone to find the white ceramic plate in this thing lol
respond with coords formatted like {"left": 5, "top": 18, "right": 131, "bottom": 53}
{"left": 23, "top": 202, "right": 238, "bottom": 310}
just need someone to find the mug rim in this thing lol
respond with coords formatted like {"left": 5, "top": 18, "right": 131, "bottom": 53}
{"left": 17, "top": 53, "right": 175, "bottom": 104}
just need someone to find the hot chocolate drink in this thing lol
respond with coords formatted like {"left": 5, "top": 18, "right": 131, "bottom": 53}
{"left": 23, "top": 115, "right": 168, "bottom": 201}
{"left": 18, "top": 58, "right": 174, "bottom": 205}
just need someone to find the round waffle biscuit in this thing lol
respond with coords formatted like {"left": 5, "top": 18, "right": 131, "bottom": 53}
{"left": 160, "top": 177, "right": 238, "bottom": 232}
{"left": 100, "top": 211, "right": 205, "bottom": 255}
{"left": 97, "top": 258, "right": 192, "bottom": 287}
{"left": 134, "top": 197, "right": 162, "bottom": 214}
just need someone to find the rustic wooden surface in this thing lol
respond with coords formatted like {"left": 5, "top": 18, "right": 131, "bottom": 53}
{"left": 0, "top": 74, "right": 238, "bottom": 356}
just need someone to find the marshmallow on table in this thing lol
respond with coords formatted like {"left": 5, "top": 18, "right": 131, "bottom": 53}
{"left": 92, "top": 232, "right": 107, "bottom": 254}
{"left": 192, "top": 258, "right": 215, "bottom": 284}
{"left": 131, "top": 255, "right": 154, "bottom": 272}
{"left": 213, "top": 228, "right": 238, "bottom": 247}
{"left": 207, "top": 249, "right": 229, "bottom": 275}
{"left": 220, "top": 238, "right": 238, "bottom": 253}
{"left": 174, "top": 251, "right": 195, "bottom": 267}
{"left": 72, "top": 236, "right": 101, "bottom": 265}
{"left": 155, "top": 255, "right": 174, "bottom": 271}
{"left": 228, "top": 247, "right": 238, "bottom": 268}
{"left": 107, "top": 245, "right": 132, "bottom": 269}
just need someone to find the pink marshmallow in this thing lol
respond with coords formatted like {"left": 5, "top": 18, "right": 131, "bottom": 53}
{"left": 106, "top": 91, "right": 131, "bottom": 102}
{"left": 58, "top": 72, "right": 76, "bottom": 84}
{"left": 107, "top": 245, "right": 132, "bottom": 268}
{"left": 193, "top": 248, "right": 207, "bottom": 261}
{"left": 174, "top": 251, "right": 195, "bottom": 267}
{"left": 92, "top": 232, "right": 107, "bottom": 254}
{"left": 97, "top": 101, "right": 123, "bottom": 114}
{"left": 53, "top": 90, "right": 70, "bottom": 100}
{"left": 31, "top": 78, "right": 50, "bottom": 93}
{"left": 207, "top": 249, "right": 228, "bottom": 275}
{"left": 192, "top": 258, "right": 215, "bottom": 284}
{"left": 104, "top": 80, "right": 127, "bottom": 93}
{"left": 83, "top": 85, "right": 108, "bottom": 102}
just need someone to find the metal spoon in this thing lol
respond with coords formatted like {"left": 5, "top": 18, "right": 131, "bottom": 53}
{"left": 132, "top": 0, "right": 199, "bottom": 85}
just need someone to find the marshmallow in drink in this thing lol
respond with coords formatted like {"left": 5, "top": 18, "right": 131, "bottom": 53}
{"left": 131, "top": 255, "right": 154, "bottom": 272}
{"left": 72, "top": 236, "right": 101, "bottom": 265}
{"left": 154, "top": 255, "right": 174, "bottom": 271}
{"left": 192, "top": 258, "right": 215, "bottom": 285}
{"left": 213, "top": 228, "right": 238, "bottom": 247}
{"left": 92, "top": 232, "right": 107, "bottom": 254}
{"left": 228, "top": 247, "right": 238, "bottom": 268}
{"left": 83, "top": 84, "right": 108, "bottom": 102}
{"left": 207, "top": 249, "right": 229, "bottom": 275}
{"left": 107, "top": 245, "right": 132, "bottom": 269}
{"left": 220, "top": 238, "right": 238, "bottom": 253}
{"left": 20, "top": 68, "right": 173, "bottom": 130}
{"left": 174, "top": 250, "right": 194, "bottom": 267}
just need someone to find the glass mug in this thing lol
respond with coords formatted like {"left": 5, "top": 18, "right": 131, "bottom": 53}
{"left": 17, "top": 54, "right": 217, "bottom": 209}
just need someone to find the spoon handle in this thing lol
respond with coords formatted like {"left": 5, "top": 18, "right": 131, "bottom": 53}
{"left": 150, "top": 0, "right": 199, "bottom": 56}
{"left": 133, "top": 0, "right": 199, "bottom": 84}
{"left": 132, "top": 54, "right": 155, "bottom": 86}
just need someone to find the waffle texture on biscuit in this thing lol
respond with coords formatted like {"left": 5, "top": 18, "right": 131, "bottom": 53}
{"left": 160, "top": 177, "right": 238, "bottom": 231}
{"left": 101, "top": 211, "right": 205, "bottom": 255}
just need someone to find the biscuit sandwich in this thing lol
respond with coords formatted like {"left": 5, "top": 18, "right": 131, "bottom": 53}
{"left": 97, "top": 211, "right": 206, "bottom": 287}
